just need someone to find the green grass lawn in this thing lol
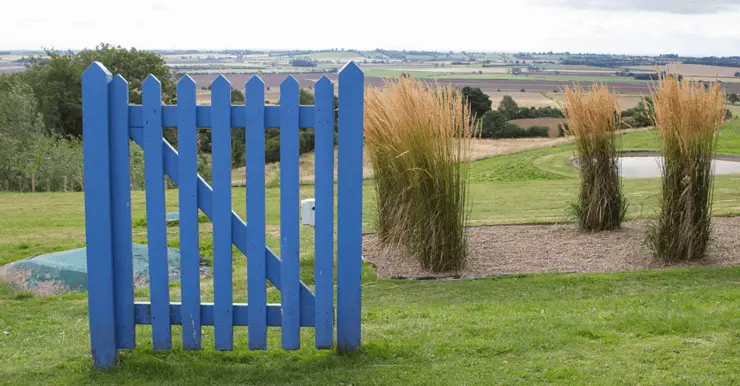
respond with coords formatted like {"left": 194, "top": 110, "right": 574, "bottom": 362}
{"left": 2, "top": 122, "right": 740, "bottom": 384}
{"left": 3, "top": 268, "right": 740, "bottom": 384}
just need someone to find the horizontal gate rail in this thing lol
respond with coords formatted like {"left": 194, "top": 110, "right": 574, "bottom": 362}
{"left": 133, "top": 303, "right": 314, "bottom": 326}
{"left": 128, "top": 105, "right": 316, "bottom": 128}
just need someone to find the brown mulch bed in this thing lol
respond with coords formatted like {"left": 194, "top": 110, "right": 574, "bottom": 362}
{"left": 362, "top": 217, "right": 740, "bottom": 279}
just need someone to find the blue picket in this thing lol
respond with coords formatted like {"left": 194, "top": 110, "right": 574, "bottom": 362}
{"left": 211, "top": 75, "right": 233, "bottom": 350}
{"left": 109, "top": 75, "right": 135, "bottom": 350}
{"left": 143, "top": 75, "right": 171, "bottom": 350}
{"left": 246, "top": 76, "right": 267, "bottom": 350}
{"left": 177, "top": 75, "right": 201, "bottom": 350}
{"left": 81, "top": 62, "right": 117, "bottom": 368}
{"left": 336, "top": 62, "right": 364, "bottom": 352}
{"left": 280, "top": 76, "right": 301, "bottom": 350}
{"left": 314, "top": 76, "right": 335, "bottom": 349}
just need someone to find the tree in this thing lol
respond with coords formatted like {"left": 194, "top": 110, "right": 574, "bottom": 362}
{"left": 460, "top": 86, "right": 492, "bottom": 120}
{"left": 498, "top": 95, "right": 519, "bottom": 120}
{"left": 0, "top": 77, "right": 86, "bottom": 191}
{"left": 480, "top": 110, "right": 507, "bottom": 138}
{"left": 621, "top": 96, "right": 654, "bottom": 128}
{"left": 728, "top": 93, "right": 740, "bottom": 105}
{"left": 22, "top": 43, "right": 176, "bottom": 138}
{"left": 735, "top": 71, "right": 740, "bottom": 78}
{"left": 231, "top": 88, "right": 245, "bottom": 103}
{"left": 0, "top": 79, "right": 47, "bottom": 186}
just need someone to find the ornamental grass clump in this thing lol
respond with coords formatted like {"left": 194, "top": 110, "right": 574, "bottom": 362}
{"left": 647, "top": 73, "right": 727, "bottom": 262}
{"left": 563, "top": 83, "right": 626, "bottom": 231}
{"left": 364, "top": 77, "right": 475, "bottom": 272}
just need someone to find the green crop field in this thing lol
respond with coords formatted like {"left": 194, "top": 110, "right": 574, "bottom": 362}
{"left": 2, "top": 122, "right": 740, "bottom": 384}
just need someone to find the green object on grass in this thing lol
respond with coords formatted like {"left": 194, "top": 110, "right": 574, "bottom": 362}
{"left": 0, "top": 243, "right": 206, "bottom": 293}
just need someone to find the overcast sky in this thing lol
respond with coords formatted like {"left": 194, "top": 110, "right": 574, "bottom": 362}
{"left": 2, "top": 0, "right": 739, "bottom": 56}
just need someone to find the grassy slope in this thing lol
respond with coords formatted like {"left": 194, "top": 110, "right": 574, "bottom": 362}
{"left": 2, "top": 122, "right": 740, "bottom": 384}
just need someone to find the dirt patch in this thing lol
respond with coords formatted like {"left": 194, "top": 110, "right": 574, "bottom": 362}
{"left": 0, "top": 266, "right": 71, "bottom": 296}
{"left": 362, "top": 217, "right": 740, "bottom": 279}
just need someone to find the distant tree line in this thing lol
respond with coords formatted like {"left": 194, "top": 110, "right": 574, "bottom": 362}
{"left": 683, "top": 56, "right": 740, "bottom": 68}
{"left": 615, "top": 71, "right": 684, "bottom": 81}
{"left": 560, "top": 54, "right": 658, "bottom": 68}
{"left": 291, "top": 59, "right": 317, "bottom": 67}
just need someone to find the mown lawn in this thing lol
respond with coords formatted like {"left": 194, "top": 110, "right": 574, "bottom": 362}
{"left": 2, "top": 269, "right": 740, "bottom": 385}
{"left": 1, "top": 122, "right": 740, "bottom": 384}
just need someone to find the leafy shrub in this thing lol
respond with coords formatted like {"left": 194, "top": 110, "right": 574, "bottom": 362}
{"left": 265, "top": 138, "right": 281, "bottom": 164}
{"left": 480, "top": 111, "right": 550, "bottom": 139}
{"left": 621, "top": 97, "right": 654, "bottom": 128}
{"left": 523, "top": 125, "right": 550, "bottom": 137}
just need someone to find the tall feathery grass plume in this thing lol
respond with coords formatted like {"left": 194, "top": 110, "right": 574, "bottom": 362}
{"left": 364, "top": 76, "right": 475, "bottom": 272}
{"left": 647, "top": 72, "right": 727, "bottom": 261}
{"left": 563, "top": 83, "right": 627, "bottom": 231}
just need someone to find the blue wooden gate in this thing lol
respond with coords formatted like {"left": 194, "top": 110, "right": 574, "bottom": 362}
{"left": 81, "top": 61, "right": 364, "bottom": 368}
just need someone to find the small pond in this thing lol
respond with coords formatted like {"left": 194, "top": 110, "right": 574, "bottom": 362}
{"left": 618, "top": 156, "right": 740, "bottom": 178}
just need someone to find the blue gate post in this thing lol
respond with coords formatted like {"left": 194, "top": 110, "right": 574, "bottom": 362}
{"left": 336, "top": 62, "right": 364, "bottom": 352}
{"left": 82, "top": 62, "right": 118, "bottom": 368}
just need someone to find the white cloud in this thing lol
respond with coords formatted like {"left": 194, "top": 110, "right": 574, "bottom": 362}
{"left": 538, "top": 0, "right": 740, "bottom": 14}
{"left": 0, "top": 0, "right": 738, "bottom": 56}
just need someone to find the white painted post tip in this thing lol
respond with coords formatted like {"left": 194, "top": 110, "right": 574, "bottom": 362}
{"left": 83, "top": 61, "right": 112, "bottom": 77}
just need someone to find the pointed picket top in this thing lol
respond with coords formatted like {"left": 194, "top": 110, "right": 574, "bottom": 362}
{"left": 177, "top": 74, "right": 196, "bottom": 92}
{"left": 316, "top": 75, "right": 333, "bottom": 88}
{"left": 82, "top": 61, "right": 112, "bottom": 80}
{"left": 246, "top": 74, "right": 264, "bottom": 88}
{"left": 246, "top": 75, "right": 265, "bottom": 105}
{"left": 339, "top": 61, "right": 363, "bottom": 79}
{"left": 143, "top": 74, "right": 162, "bottom": 91}
{"left": 111, "top": 74, "right": 128, "bottom": 87}
{"left": 110, "top": 75, "right": 129, "bottom": 103}
{"left": 142, "top": 75, "right": 162, "bottom": 106}
{"left": 280, "top": 75, "right": 299, "bottom": 90}
{"left": 211, "top": 74, "right": 231, "bottom": 91}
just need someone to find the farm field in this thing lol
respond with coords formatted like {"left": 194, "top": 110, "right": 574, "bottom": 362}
{"left": 363, "top": 68, "right": 650, "bottom": 83}
{"left": 2, "top": 122, "right": 740, "bottom": 384}
{"left": 188, "top": 69, "right": 740, "bottom": 110}
{"left": 629, "top": 63, "right": 740, "bottom": 78}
